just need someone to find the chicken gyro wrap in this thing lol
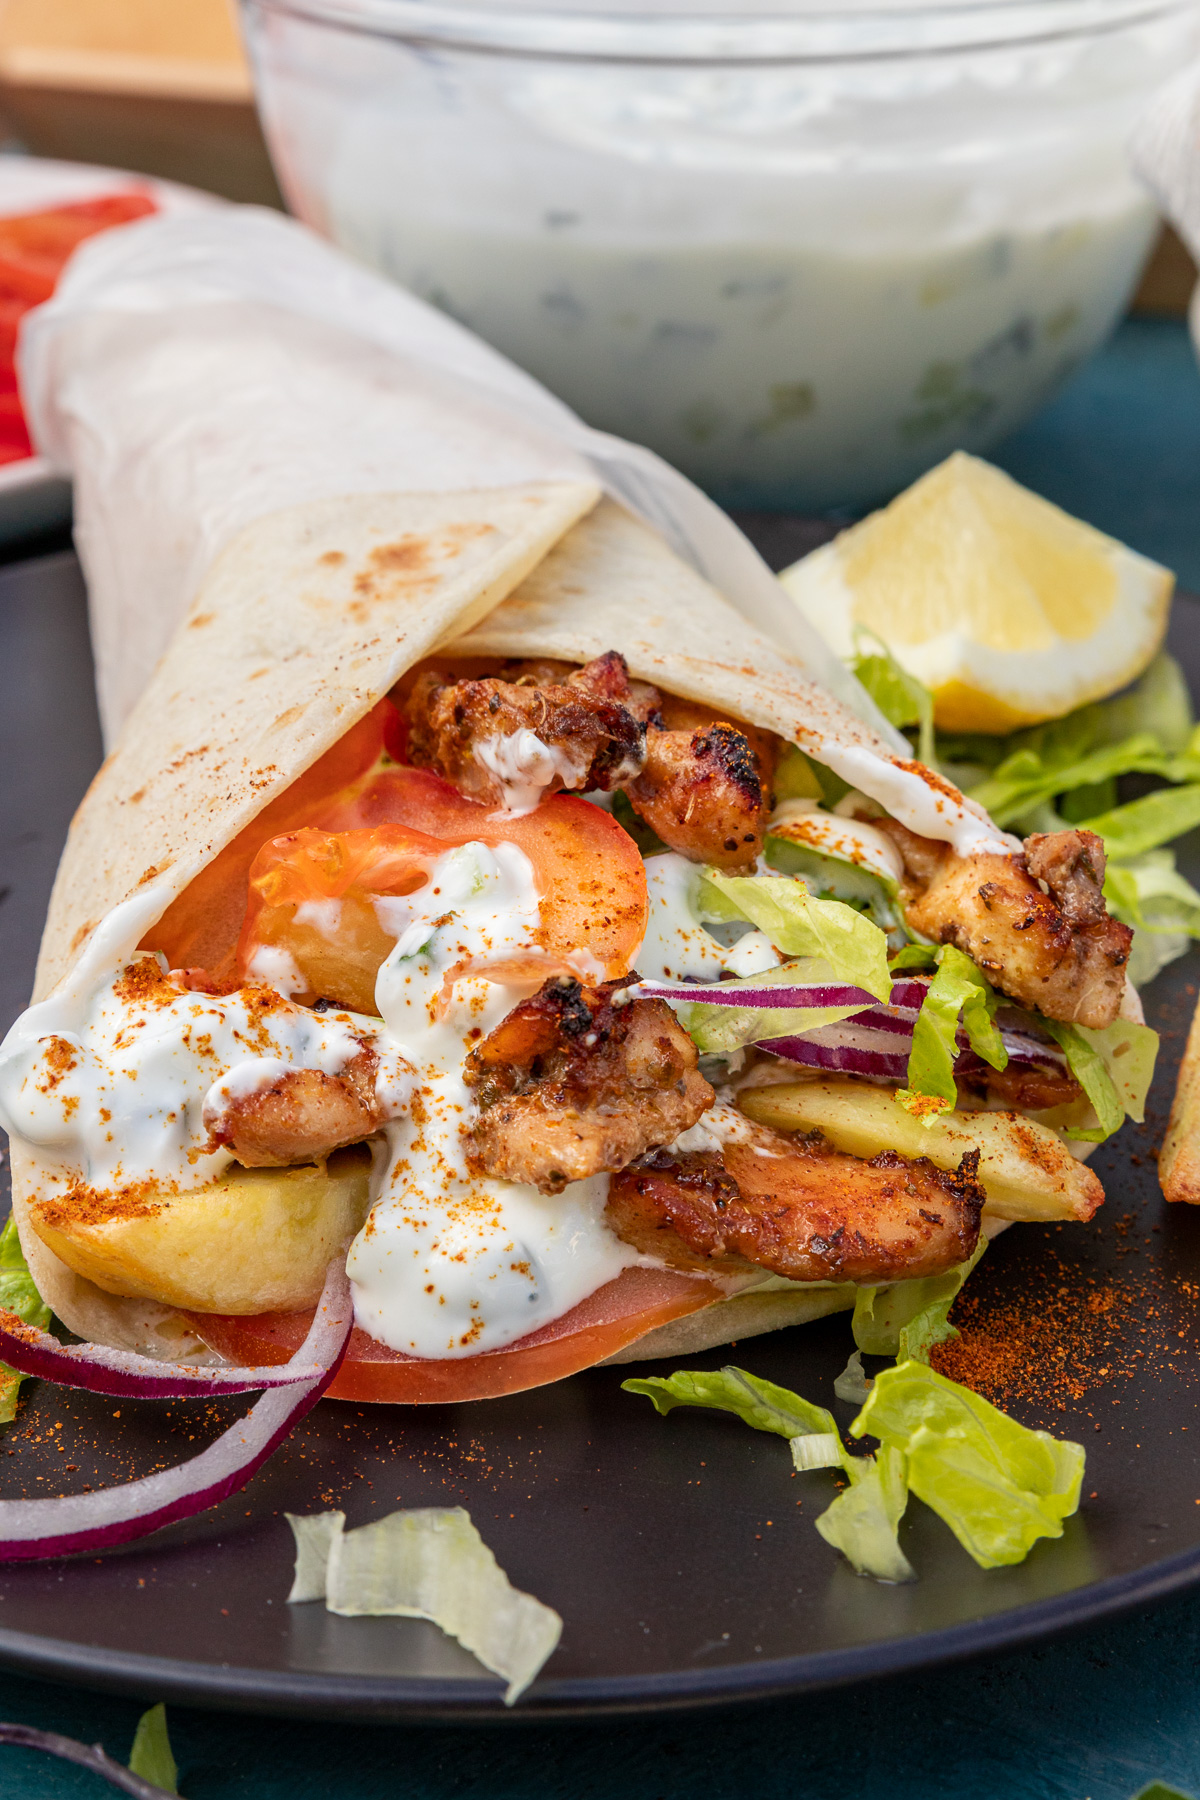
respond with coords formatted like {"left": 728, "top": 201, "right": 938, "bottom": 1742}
{"left": 0, "top": 211, "right": 1150, "bottom": 1406}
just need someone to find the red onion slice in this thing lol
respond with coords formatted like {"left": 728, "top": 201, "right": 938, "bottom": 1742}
{"left": 634, "top": 979, "right": 879, "bottom": 1009}
{"left": 0, "top": 1261, "right": 352, "bottom": 1562}
{"left": 0, "top": 1308, "right": 339, "bottom": 1398}
{"left": 759, "top": 1033, "right": 911, "bottom": 1080}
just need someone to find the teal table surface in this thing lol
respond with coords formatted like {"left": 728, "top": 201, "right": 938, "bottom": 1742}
{"left": 2, "top": 316, "right": 1200, "bottom": 1800}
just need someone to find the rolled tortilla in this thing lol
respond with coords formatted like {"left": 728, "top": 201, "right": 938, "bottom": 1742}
{"left": 8, "top": 208, "right": 1030, "bottom": 1372}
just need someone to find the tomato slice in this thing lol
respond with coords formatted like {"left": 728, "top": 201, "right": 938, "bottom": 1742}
{"left": 142, "top": 700, "right": 398, "bottom": 980}
{"left": 317, "top": 765, "right": 647, "bottom": 979}
{"left": 186, "top": 1266, "right": 722, "bottom": 1404}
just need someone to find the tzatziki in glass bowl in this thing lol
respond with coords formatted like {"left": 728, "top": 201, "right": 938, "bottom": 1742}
{"left": 239, "top": 0, "right": 1200, "bottom": 510}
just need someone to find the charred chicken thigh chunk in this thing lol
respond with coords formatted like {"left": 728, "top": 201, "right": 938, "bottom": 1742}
{"left": 607, "top": 1125, "right": 985, "bottom": 1285}
{"left": 404, "top": 649, "right": 777, "bottom": 866}
{"left": 405, "top": 651, "right": 648, "bottom": 808}
{"left": 463, "top": 974, "right": 713, "bottom": 1195}
{"left": 204, "top": 1044, "right": 389, "bottom": 1168}
{"left": 625, "top": 721, "right": 771, "bottom": 870}
{"left": 878, "top": 820, "right": 1131, "bottom": 1029}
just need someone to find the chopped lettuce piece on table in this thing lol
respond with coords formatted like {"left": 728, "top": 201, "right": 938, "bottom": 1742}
{"left": 127, "top": 1705, "right": 179, "bottom": 1795}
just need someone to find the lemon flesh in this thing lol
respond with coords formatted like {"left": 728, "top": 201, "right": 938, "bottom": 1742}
{"left": 780, "top": 451, "right": 1174, "bottom": 733}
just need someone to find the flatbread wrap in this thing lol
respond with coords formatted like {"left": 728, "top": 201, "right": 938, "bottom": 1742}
{"left": 0, "top": 211, "right": 1149, "bottom": 1408}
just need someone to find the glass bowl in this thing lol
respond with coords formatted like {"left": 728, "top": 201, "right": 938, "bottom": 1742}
{"left": 239, "top": 0, "right": 1200, "bottom": 511}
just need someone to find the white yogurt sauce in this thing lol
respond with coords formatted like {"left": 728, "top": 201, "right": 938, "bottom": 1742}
{"left": 345, "top": 838, "right": 638, "bottom": 1356}
{"left": 0, "top": 890, "right": 410, "bottom": 1203}
{"left": 474, "top": 728, "right": 591, "bottom": 816}
{"left": 635, "top": 854, "right": 729, "bottom": 983}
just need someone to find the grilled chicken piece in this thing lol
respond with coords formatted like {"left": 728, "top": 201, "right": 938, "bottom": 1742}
{"left": 405, "top": 650, "right": 647, "bottom": 809}
{"left": 204, "top": 1046, "right": 388, "bottom": 1168}
{"left": 955, "top": 1055, "right": 1083, "bottom": 1113}
{"left": 879, "top": 820, "right": 1131, "bottom": 1029}
{"left": 607, "top": 1122, "right": 985, "bottom": 1284}
{"left": 625, "top": 722, "right": 770, "bottom": 870}
{"left": 1024, "top": 828, "right": 1110, "bottom": 927}
{"left": 404, "top": 647, "right": 779, "bottom": 865}
{"left": 463, "top": 975, "right": 713, "bottom": 1195}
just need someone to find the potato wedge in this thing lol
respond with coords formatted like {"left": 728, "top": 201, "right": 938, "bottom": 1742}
{"left": 27, "top": 1148, "right": 372, "bottom": 1314}
{"left": 738, "top": 1079, "right": 1102, "bottom": 1223}
{"left": 1160, "top": 998, "right": 1200, "bottom": 1203}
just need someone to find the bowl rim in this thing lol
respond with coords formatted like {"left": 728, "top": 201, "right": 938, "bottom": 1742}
{"left": 239, "top": 0, "right": 1198, "bottom": 64}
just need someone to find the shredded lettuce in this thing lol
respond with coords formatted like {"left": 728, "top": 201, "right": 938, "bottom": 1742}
{"left": 852, "top": 1362, "right": 1085, "bottom": 1569}
{"left": 286, "top": 1508, "right": 562, "bottom": 1704}
{"left": 1040, "top": 1016, "right": 1158, "bottom": 1142}
{"left": 852, "top": 1240, "right": 987, "bottom": 1365}
{"left": 128, "top": 1706, "right": 178, "bottom": 1795}
{"left": 850, "top": 629, "right": 935, "bottom": 768}
{"left": 958, "top": 654, "right": 1200, "bottom": 832}
{"left": 764, "top": 837, "right": 905, "bottom": 936}
{"left": 1078, "top": 784, "right": 1200, "bottom": 862}
{"left": 623, "top": 1365, "right": 837, "bottom": 1441}
{"left": 624, "top": 1366, "right": 912, "bottom": 1581}
{"left": 815, "top": 1444, "right": 914, "bottom": 1583}
{"left": 0, "top": 1216, "right": 51, "bottom": 1424}
{"left": 697, "top": 872, "right": 892, "bottom": 1001}
{"left": 898, "top": 945, "right": 1005, "bottom": 1121}
{"left": 1105, "top": 849, "right": 1200, "bottom": 985}
{"left": 772, "top": 743, "right": 825, "bottom": 803}
{"left": 625, "top": 1358, "right": 1084, "bottom": 1581}
{"left": 834, "top": 1350, "right": 872, "bottom": 1405}
{"left": 970, "top": 733, "right": 1169, "bottom": 829}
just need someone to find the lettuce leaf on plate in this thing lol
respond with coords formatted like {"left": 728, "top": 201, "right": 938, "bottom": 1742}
{"left": 623, "top": 1366, "right": 913, "bottom": 1582}
{"left": 814, "top": 1443, "right": 913, "bottom": 1583}
{"left": 623, "top": 1364, "right": 837, "bottom": 1441}
{"left": 286, "top": 1507, "right": 562, "bottom": 1704}
{"left": 0, "top": 1215, "right": 51, "bottom": 1424}
{"left": 852, "top": 1362, "right": 1085, "bottom": 1569}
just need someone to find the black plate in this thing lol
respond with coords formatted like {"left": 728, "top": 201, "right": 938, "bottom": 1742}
{"left": 1, "top": 547, "right": 1200, "bottom": 1723}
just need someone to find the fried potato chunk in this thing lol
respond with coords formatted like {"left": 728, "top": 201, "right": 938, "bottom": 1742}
{"left": 204, "top": 1045, "right": 388, "bottom": 1168}
{"left": 463, "top": 975, "right": 713, "bottom": 1195}
{"left": 881, "top": 820, "right": 1131, "bottom": 1028}
{"left": 606, "top": 1122, "right": 985, "bottom": 1284}
{"left": 28, "top": 1148, "right": 372, "bottom": 1314}
{"left": 738, "top": 1076, "right": 1104, "bottom": 1222}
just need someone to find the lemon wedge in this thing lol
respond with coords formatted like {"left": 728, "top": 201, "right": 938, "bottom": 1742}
{"left": 779, "top": 452, "right": 1174, "bottom": 733}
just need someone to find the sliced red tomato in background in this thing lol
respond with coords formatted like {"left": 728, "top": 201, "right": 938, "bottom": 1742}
{"left": 188, "top": 1266, "right": 722, "bottom": 1405}
{"left": 0, "top": 191, "right": 158, "bottom": 466}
